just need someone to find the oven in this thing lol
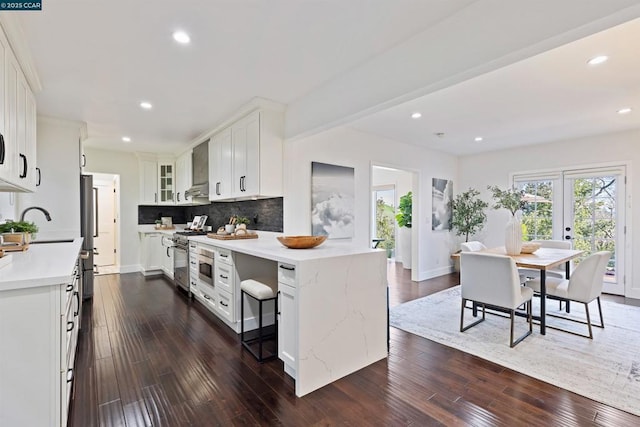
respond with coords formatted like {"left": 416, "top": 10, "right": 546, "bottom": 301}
{"left": 197, "top": 247, "right": 215, "bottom": 286}
{"left": 172, "top": 234, "right": 190, "bottom": 293}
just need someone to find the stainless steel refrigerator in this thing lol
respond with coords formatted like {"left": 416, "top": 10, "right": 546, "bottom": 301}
{"left": 80, "top": 174, "right": 95, "bottom": 299}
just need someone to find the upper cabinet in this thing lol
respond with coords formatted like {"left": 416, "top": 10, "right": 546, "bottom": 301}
{"left": 157, "top": 160, "right": 175, "bottom": 204}
{"left": 139, "top": 157, "right": 158, "bottom": 204}
{"left": 138, "top": 155, "right": 176, "bottom": 205}
{"left": 175, "top": 149, "right": 192, "bottom": 205}
{"left": 209, "top": 109, "right": 283, "bottom": 201}
{"left": 0, "top": 27, "right": 37, "bottom": 192}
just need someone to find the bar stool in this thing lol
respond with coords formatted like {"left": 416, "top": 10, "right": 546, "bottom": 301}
{"left": 240, "top": 277, "right": 278, "bottom": 362}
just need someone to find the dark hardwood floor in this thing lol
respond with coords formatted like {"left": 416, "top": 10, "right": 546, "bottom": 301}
{"left": 69, "top": 261, "right": 639, "bottom": 426}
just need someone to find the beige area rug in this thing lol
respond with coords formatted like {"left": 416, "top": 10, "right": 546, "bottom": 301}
{"left": 389, "top": 286, "right": 640, "bottom": 416}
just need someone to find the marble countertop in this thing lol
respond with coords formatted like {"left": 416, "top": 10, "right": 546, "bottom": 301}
{"left": 188, "top": 231, "right": 382, "bottom": 264}
{"left": 0, "top": 238, "right": 84, "bottom": 291}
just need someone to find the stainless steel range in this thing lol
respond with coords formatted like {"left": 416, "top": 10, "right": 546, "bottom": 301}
{"left": 172, "top": 230, "right": 208, "bottom": 294}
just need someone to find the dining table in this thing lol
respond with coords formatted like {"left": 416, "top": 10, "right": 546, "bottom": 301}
{"left": 483, "top": 246, "right": 584, "bottom": 335}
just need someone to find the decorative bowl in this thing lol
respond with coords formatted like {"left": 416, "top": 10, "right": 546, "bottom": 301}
{"left": 520, "top": 242, "right": 541, "bottom": 254}
{"left": 277, "top": 235, "right": 327, "bottom": 249}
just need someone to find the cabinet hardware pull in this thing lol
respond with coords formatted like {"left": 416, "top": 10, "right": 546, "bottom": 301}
{"left": 220, "top": 254, "right": 228, "bottom": 258}
{"left": 167, "top": 247, "right": 171, "bottom": 257}
{"left": 220, "top": 301, "right": 228, "bottom": 307}
{"left": 74, "top": 291, "right": 80, "bottom": 316}
{"left": 279, "top": 265, "right": 295, "bottom": 271}
{"left": 277, "top": 290, "right": 281, "bottom": 315}
{"left": 67, "top": 369, "right": 74, "bottom": 383}
{"left": 66, "top": 321, "right": 74, "bottom": 332}
{"left": 203, "top": 294, "right": 210, "bottom": 300}
{"left": 220, "top": 275, "right": 228, "bottom": 279}
{"left": 216, "top": 182, "right": 221, "bottom": 195}
{"left": 81, "top": 154, "right": 86, "bottom": 167}
{"left": 19, "top": 153, "right": 27, "bottom": 178}
{"left": 0, "top": 133, "right": 5, "bottom": 164}
{"left": 190, "top": 261, "right": 196, "bottom": 265}
{"left": 66, "top": 284, "right": 73, "bottom": 292}
{"left": 36, "top": 167, "right": 41, "bottom": 186}
{"left": 177, "top": 192, "right": 180, "bottom": 202}
{"left": 154, "top": 193, "right": 157, "bottom": 203}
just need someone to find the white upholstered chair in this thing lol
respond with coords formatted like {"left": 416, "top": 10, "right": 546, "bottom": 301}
{"left": 525, "top": 251, "right": 611, "bottom": 339}
{"left": 460, "top": 241, "right": 487, "bottom": 252}
{"left": 519, "top": 239, "right": 572, "bottom": 280}
{"left": 460, "top": 252, "right": 534, "bottom": 347}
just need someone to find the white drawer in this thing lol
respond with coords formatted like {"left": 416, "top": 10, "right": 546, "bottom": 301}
{"left": 195, "top": 289, "right": 216, "bottom": 312}
{"left": 216, "top": 248, "right": 233, "bottom": 266}
{"left": 216, "top": 263, "right": 234, "bottom": 293}
{"left": 215, "top": 288, "right": 234, "bottom": 323}
{"left": 278, "top": 263, "right": 296, "bottom": 286}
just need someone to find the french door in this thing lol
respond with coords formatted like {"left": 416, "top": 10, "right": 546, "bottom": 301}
{"left": 514, "top": 166, "right": 626, "bottom": 295}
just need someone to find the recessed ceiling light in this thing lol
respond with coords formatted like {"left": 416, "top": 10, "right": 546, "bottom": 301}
{"left": 411, "top": 112, "right": 422, "bottom": 119}
{"left": 617, "top": 107, "right": 632, "bottom": 114}
{"left": 140, "top": 101, "right": 153, "bottom": 110}
{"left": 474, "top": 136, "right": 483, "bottom": 142}
{"left": 173, "top": 30, "right": 191, "bottom": 44}
{"left": 122, "top": 136, "right": 131, "bottom": 142}
{"left": 587, "top": 55, "right": 608, "bottom": 66}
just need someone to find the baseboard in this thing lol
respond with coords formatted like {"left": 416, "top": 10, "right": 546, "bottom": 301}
{"left": 417, "top": 265, "right": 455, "bottom": 281}
{"left": 120, "top": 264, "right": 142, "bottom": 274}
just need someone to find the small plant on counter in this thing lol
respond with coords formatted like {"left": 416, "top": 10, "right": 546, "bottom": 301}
{"left": 235, "top": 216, "right": 250, "bottom": 225}
{"left": 0, "top": 220, "right": 39, "bottom": 234}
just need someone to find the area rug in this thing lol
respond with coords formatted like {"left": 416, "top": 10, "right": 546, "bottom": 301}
{"left": 389, "top": 286, "right": 640, "bottom": 416}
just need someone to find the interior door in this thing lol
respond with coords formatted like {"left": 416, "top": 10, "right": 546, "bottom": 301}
{"left": 563, "top": 170, "right": 624, "bottom": 295}
{"left": 93, "top": 180, "right": 116, "bottom": 267}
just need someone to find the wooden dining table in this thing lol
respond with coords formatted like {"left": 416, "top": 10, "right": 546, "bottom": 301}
{"left": 483, "top": 246, "right": 584, "bottom": 335}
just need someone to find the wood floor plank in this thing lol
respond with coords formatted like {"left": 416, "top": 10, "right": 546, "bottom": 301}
{"left": 67, "top": 263, "right": 640, "bottom": 427}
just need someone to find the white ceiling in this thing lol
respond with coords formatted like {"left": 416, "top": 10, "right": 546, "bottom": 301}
{"left": 13, "top": 1, "right": 640, "bottom": 156}
{"left": 350, "top": 16, "right": 640, "bottom": 156}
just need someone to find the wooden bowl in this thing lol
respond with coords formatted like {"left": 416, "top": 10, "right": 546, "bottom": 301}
{"left": 520, "top": 242, "right": 541, "bottom": 254}
{"left": 277, "top": 235, "right": 327, "bottom": 249}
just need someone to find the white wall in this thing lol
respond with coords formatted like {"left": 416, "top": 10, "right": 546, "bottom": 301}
{"left": 0, "top": 193, "right": 17, "bottom": 223}
{"left": 83, "top": 147, "right": 139, "bottom": 273}
{"left": 17, "top": 117, "right": 82, "bottom": 240}
{"left": 283, "top": 126, "right": 457, "bottom": 281}
{"left": 458, "top": 128, "right": 640, "bottom": 298}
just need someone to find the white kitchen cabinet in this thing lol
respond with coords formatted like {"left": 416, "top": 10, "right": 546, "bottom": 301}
{"left": 0, "top": 260, "right": 80, "bottom": 427}
{"left": 278, "top": 264, "right": 297, "bottom": 376}
{"left": 189, "top": 240, "right": 199, "bottom": 293}
{"left": 139, "top": 158, "right": 158, "bottom": 204}
{"left": 0, "top": 28, "right": 9, "bottom": 184}
{"left": 0, "top": 35, "right": 37, "bottom": 193}
{"left": 140, "top": 232, "right": 163, "bottom": 275}
{"left": 175, "top": 149, "right": 192, "bottom": 205}
{"left": 157, "top": 161, "right": 175, "bottom": 204}
{"left": 160, "top": 235, "right": 174, "bottom": 279}
{"left": 208, "top": 126, "right": 232, "bottom": 201}
{"left": 208, "top": 109, "right": 283, "bottom": 201}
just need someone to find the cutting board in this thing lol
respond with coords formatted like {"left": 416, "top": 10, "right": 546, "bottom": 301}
{"left": 0, "top": 243, "right": 29, "bottom": 252}
{"left": 207, "top": 233, "right": 258, "bottom": 240}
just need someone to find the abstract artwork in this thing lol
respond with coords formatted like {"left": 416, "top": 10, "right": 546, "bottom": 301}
{"left": 432, "top": 178, "right": 453, "bottom": 231}
{"left": 311, "top": 162, "right": 355, "bottom": 238}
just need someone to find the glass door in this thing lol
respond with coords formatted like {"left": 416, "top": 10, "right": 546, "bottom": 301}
{"left": 371, "top": 185, "right": 396, "bottom": 258}
{"left": 515, "top": 166, "right": 626, "bottom": 296}
{"left": 563, "top": 171, "right": 624, "bottom": 295}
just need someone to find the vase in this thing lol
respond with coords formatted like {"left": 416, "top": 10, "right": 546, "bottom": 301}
{"left": 504, "top": 213, "right": 523, "bottom": 255}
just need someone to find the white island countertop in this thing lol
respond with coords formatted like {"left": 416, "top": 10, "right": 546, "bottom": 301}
{"left": 0, "top": 238, "right": 83, "bottom": 292}
{"left": 189, "top": 231, "right": 382, "bottom": 263}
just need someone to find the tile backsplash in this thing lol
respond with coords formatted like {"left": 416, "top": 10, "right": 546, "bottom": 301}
{"left": 138, "top": 197, "right": 283, "bottom": 232}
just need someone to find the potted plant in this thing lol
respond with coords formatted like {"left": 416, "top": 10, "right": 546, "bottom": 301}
{"left": 0, "top": 220, "right": 39, "bottom": 244}
{"left": 395, "top": 192, "right": 412, "bottom": 228}
{"left": 488, "top": 185, "right": 526, "bottom": 255}
{"left": 395, "top": 192, "right": 412, "bottom": 269}
{"left": 449, "top": 188, "right": 488, "bottom": 243}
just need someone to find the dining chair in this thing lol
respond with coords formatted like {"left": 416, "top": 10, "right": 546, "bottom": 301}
{"left": 519, "top": 239, "right": 572, "bottom": 280}
{"left": 460, "top": 241, "right": 487, "bottom": 252}
{"left": 460, "top": 252, "right": 534, "bottom": 347}
{"left": 525, "top": 251, "right": 611, "bottom": 339}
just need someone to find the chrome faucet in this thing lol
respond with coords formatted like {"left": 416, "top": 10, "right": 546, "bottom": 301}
{"left": 20, "top": 206, "right": 52, "bottom": 222}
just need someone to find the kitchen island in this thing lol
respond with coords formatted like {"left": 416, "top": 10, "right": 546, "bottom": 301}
{"left": 189, "top": 231, "right": 388, "bottom": 397}
{"left": 0, "top": 238, "right": 83, "bottom": 427}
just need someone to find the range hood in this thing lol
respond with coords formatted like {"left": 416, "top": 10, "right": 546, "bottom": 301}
{"left": 185, "top": 140, "right": 209, "bottom": 203}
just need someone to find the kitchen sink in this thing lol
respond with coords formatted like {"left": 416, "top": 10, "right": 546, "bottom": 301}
{"left": 30, "top": 239, "right": 75, "bottom": 245}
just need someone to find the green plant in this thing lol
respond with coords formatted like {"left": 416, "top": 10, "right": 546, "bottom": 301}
{"left": 0, "top": 220, "right": 39, "bottom": 234}
{"left": 396, "top": 192, "right": 412, "bottom": 228}
{"left": 235, "top": 216, "right": 250, "bottom": 225}
{"left": 449, "top": 188, "right": 488, "bottom": 242}
{"left": 488, "top": 185, "right": 525, "bottom": 216}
